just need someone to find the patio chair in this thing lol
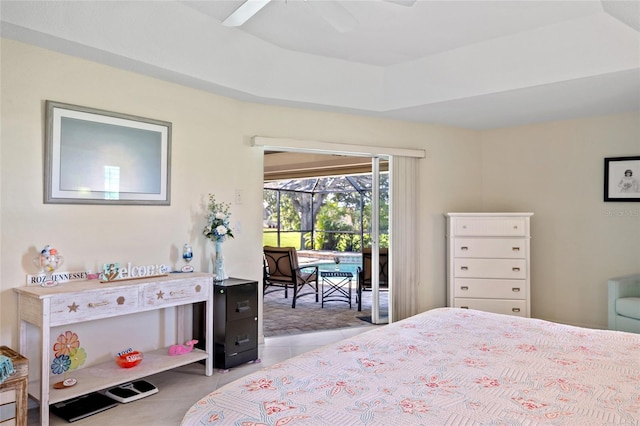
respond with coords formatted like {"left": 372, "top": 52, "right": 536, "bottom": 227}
{"left": 357, "top": 248, "right": 389, "bottom": 311}
{"left": 263, "top": 246, "right": 319, "bottom": 308}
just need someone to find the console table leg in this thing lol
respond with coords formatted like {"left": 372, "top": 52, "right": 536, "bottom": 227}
{"left": 205, "top": 294, "right": 213, "bottom": 376}
{"left": 40, "top": 307, "right": 51, "bottom": 426}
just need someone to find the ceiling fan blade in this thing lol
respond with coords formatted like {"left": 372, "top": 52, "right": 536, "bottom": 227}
{"left": 310, "top": 1, "right": 358, "bottom": 33}
{"left": 222, "top": 0, "right": 272, "bottom": 27}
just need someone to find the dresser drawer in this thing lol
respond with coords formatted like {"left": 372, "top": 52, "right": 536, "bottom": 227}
{"left": 453, "top": 298, "right": 527, "bottom": 317}
{"left": 453, "top": 278, "right": 526, "bottom": 299}
{"left": 453, "top": 238, "right": 526, "bottom": 258}
{"left": 50, "top": 287, "right": 139, "bottom": 325}
{"left": 454, "top": 217, "right": 527, "bottom": 237}
{"left": 142, "top": 279, "right": 209, "bottom": 308}
{"left": 454, "top": 259, "right": 526, "bottom": 279}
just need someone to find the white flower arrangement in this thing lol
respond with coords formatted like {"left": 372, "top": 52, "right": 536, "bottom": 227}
{"left": 203, "top": 194, "right": 234, "bottom": 243}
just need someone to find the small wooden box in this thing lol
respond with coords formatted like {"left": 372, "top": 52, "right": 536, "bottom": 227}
{"left": 0, "top": 346, "right": 28, "bottom": 426}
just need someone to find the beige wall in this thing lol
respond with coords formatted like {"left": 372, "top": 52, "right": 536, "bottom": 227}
{"left": 481, "top": 115, "right": 640, "bottom": 328}
{"left": 1, "top": 38, "right": 637, "bottom": 360}
{"left": 0, "top": 39, "right": 479, "bottom": 357}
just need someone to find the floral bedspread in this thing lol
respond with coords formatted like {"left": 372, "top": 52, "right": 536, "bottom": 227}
{"left": 182, "top": 308, "right": 640, "bottom": 425}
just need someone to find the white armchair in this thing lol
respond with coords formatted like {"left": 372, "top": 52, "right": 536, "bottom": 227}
{"left": 608, "top": 274, "right": 640, "bottom": 334}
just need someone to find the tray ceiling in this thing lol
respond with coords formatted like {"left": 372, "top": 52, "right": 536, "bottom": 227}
{"left": 1, "top": 0, "right": 638, "bottom": 129}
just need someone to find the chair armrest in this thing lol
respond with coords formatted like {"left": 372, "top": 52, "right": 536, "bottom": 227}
{"left": 608, "top": 274, "right": 640, "bottom": 329}
{"left": 295, "top": 265, "right": 318, "bottom": 281}
{"left": 608, "top": 274, "right": 640, "bottom": 298}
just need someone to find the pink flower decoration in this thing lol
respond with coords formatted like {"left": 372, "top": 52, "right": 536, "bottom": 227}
{"left": 245, "top": 378, "right": 276, "bottom": 392}
{"left": 399, "top": 398, "right": 430, "bottom": 414}
{"left": 475, "top": 376, "right": 500, "bottom": 388}
{"left": 263, "top": 400, "right": 295, "bottom": 415}
{"left": 53, "top": 331, "right": 79, "bottom": 357}
{"left": 512, "top": 396, "right": 548, "bottom": 410}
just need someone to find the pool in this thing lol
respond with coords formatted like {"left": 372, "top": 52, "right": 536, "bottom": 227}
{"left": 297, "top": 250, "right": 362, "bottom": 275}
{"left": 317, "top": 263, "right": 360, "bottom": 275}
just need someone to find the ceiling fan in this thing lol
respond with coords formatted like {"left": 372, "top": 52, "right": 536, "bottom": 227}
{"left": 222, "top": 0, "right": 416, "bottom": 33}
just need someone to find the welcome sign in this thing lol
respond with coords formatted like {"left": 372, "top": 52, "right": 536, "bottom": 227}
{"left": 100, "top": 262, "right": 171, "bottom": 282}
{"left": 26, "top": 261, "right": 172, "bottom": 286}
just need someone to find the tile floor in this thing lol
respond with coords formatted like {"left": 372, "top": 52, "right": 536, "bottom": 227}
{"left": 29, "top": 326, "right": 372, "bottom": 426}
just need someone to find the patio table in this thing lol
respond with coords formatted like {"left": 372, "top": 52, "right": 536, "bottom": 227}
{"left": 320, "top": 271, "right": 353, "bottom": 308}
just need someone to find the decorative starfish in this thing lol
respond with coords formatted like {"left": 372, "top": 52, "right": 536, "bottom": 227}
{"left": 156, "top": 290, "right": 164, "bottom": 299}
{"left": 68, "top": 302, "right": 79, "bottom": 312}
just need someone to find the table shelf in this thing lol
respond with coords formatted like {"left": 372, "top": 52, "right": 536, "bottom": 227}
{"left": 31, "top": 348, "right": 208, "bottom": 405}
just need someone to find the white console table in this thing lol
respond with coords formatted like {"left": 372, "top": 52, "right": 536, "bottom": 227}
{"left": 14, "top": 272, "right": 213, "bottom": 425}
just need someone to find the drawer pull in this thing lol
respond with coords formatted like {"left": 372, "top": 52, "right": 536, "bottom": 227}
{"left": 460, "top": 246, "right": 469, "bottom": 251}
{"left": 512, "top": 267, "right": 520, "bottom": 272}
{"left": 236, "top": 301, "right": 250, "bottom": 312}
{"left": 88, "top": 301, "right": 108, "bottom": 308}
{"left": 460, "top": 266, "right": 468, "bottom": 271}
{"left": 512, "top": 287, "right": 521, "bottom": 292}
{"left": 512, "top": 308, "right": 521, "bottom": 312}
{"left": 235, "top": 336, "right": 250, "bottom": 346}
{"left": 460, "top": 306, "right": 469, "bottom": 309}
{"left": 170, "top": 290, "right": 186, "bottom": 296}
{"left": 512, "top": 247, "right": 520, "bottom": 251}
{"left": 460, "top": 286, "right": 469, "bottom": 291}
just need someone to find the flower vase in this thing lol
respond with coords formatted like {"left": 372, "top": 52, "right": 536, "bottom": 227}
{"left": 213, "top": 240, "right": 227, "bottom": 281}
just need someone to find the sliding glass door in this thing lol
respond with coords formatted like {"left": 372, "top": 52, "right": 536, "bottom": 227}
{"left": 370, "top": 156, "right": 390, "bottom": 324}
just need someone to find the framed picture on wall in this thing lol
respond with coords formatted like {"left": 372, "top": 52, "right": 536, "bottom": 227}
{"left": 604, "top": 156, "right": 640, "bottom": 202}
{"left": 44, "top": 100, "right": 172, "bottom": 205}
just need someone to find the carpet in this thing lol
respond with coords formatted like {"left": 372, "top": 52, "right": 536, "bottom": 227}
{"left": 263, "top": 284, "right": 388, "bottom": 337}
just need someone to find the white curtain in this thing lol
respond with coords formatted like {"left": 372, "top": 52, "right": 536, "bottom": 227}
{"left": 390, "top": 156, "right": 420, "bottom": 322}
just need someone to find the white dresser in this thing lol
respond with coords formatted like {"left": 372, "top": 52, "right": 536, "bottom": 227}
{"left": 446, "top": 213, "right": 533, "bottom": 317}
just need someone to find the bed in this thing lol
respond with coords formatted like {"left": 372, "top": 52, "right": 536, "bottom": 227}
{"left": 182, "top": 308, "right": 640, "bottom": 425}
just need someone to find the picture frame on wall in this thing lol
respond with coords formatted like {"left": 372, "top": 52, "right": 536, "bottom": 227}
{"left": 44, "top": 100, "right": 171, "bottom": 205}
{"left": 604, "top": 156, "right": 640, "bottom": 202}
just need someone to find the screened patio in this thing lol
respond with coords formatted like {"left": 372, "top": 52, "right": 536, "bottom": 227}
{"left": 263, "top": 173, "right": 389, "bottom": 261}
{"left": 262, "top": 172, "right": 389, "bottom": 334}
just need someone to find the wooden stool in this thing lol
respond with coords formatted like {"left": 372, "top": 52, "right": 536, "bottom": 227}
{"left": 0, "top": 346, "right": 28, "bottom": 426}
